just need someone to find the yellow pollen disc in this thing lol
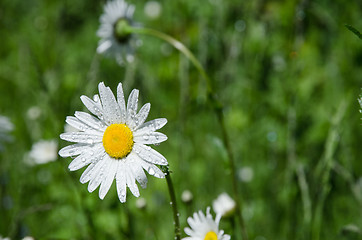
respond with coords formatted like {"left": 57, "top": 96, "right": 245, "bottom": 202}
{"left": 102, "top": 124, "right": 134, "bottom": 159}
{"left": 204, "top": 231, "right": 218, "bottom": 240}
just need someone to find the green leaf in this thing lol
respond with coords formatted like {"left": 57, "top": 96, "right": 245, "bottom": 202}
{"left": 345, "top": 24, "right": 362, "bottom": 39}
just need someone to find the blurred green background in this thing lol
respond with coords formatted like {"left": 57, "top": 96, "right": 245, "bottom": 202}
{"left": 0, "top": 0, "right": 362, "bottom": 239}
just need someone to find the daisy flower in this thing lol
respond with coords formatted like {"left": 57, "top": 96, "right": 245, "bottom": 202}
{"left": 0, "top": 115, "right": 13, "bottom": 151}
{"left": 212, "top": 193, "right": 236, "bottom": 218}
{"left": 26, "top": 140, "right": 58, "bottom": 165}
{"left": 59, "top": 82, "right": 168, "bottom": 202}
{"left": 97, "top": 0, "right": 137, "bottom": 64}
{"left": 183, "top": 207, "right": 230, "bottom": 240}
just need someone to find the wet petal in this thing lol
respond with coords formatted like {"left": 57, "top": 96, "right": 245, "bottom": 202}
{"left": 98, "top": 82, "right": 122, "bottom": 124}
{"left": 133, "top": 143, "right": 168, "bottom": 166}
{"left": 134, "top": 118, "right": 167, "bottom": 136}
{"left": 74, "top": 111, "right": 106, "bottom": 131}
{"left": 99, "top": 157, "right": 117, "bottom": 199}
{"left": 117, "top": 82, "right": 127, "bottom": 123}
{"left": 60, "top": 132, "right": 102, "bottom": 144}
{"left": 134, "top": 103, "right": 150, "bottom": 129}
{"left": 133, "top": 132, "right": 167, "bottom": 145}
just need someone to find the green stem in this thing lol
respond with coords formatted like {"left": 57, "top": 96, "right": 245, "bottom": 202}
{"left": 312, "top": 100, "right": 347, "bottom": 240}
{"left": 163, "top": 166, "right": 181, "bottom": 240}
{"left": 132, "top": 26, "right": 248, "bottom": 240}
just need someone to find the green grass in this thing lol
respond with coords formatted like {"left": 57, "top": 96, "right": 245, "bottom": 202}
{"left": 0, "top": 0, "right": 362, "bottom": 239}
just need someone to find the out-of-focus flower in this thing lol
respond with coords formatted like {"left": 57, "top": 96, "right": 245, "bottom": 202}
{"left": 26, "top": 140, "right": 58, "bottom": 165}
{"left": 27, "top": 106, "right": 42, "bottom": 120}
{"left": 144, "top": 1, "right": 162, "bottom": 19}
{"left": 0, "top": 115, "right": 14, "bottom": 151}
{"left": 0, "top": 236, "right": 11, "bottom": 240}
{"left": 183, "top": 207, "right": 230, "bottom": 240}
{"left": 212, "top": 193, "right": 236, "bottom": 218}
{"left": 22, "top": 237, "right": 35, "bottom": 240}
{"left": 136, "top": 197, "right": 147, "bottom": 209}
{"left": 97, "top": 0, "right": 137, "bottom": 65}
{"left": 181, "top": 189, "right": 193, "bottom": 204}
{"left": 59, "top": 82, "right": 168, "bottom": 202}
{"left": 238, "top": 166, "right": 254, "bottom": 182}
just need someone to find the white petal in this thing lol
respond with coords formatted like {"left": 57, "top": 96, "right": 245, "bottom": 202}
{"left": 68, "top": 144, "right": 104, "bottom": 171}
{"left": 65, "top": 116, "right": 96, "bottom": 132}
{"left": 116, "top": 161, "right": 127, "bottom": 202}
{"left": 134, "top": 103, "right": 150, "bottom": 129}
{"left": 117, "top": 82, "right": 127, "bottom": 123}
{"left": 97, "top": 40, "right": 112, "bottom": 54}
{"left": 60, "top": 132, "right": 102, "bottom": 144}
{"left": 80, "top": 95, "right": 105, "bottom": 121}
{"left": 99, "top": 157, "right": 118, "bottom": 199}
{"left": 133, "top": 144, "right": 168, "bottom": 166}
{"left": 126, "top": 89, "right": 139, "bottom": 127}
{"left": 74, "top": 111, "right": 106, "bottom": 131}
{"left": 184, "top": 227, "right": 195, "bottom": 236}
{"left": 134, "top": 156, "right": 165, "bottom": 178}
{"left": 125, "top": 164, "right": 140, "bottom": 197}
{"left": 221, "top": 234, "right": 231, "bottom": 240}
{"left": 98, "top": 82, "right": 122, "bottom": 124}
{"left": 134, "top": 118, "right": 167, "bottom": 136}
{"left": 88, "top": 158, "right": 108, "bottom": 193}
{"left": 127, "top": 153, "right": 148, "bottom": 188}
{"left": 133, "top": 132, "right": 167, "bottom": 145}
{"left": 80, "top": 154, "right": 106, "bottom": 183}
{"left": 59, "top": 143, "right": 89, "bottom": 157}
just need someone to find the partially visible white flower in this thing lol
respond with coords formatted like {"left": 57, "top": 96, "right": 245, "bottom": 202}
{"left": 144, "top": 1, "right": 162, "bottom": 19}
{"left": 359, "top": 96, "right": 362, "bottom": 111}
{"left": 0, "top": 115, "right": 13, "bottom": 151}
{"left": 22, "top": 237, "right": 34, "bottom": 240}
{"left": 183, "top": 207, "right": 230, "bottom": 240}
{"left": 27, "top": 140, "right": 58, "bottom": 165}
{"left": 212, "top": 193, "right": 236, "bottom": 218}
{"left": 58, "top": 82, "right": 168, "bottom": 203}
{"left": 181, "top": 189, "right": 193, "bottom": 203}
{"left": 0, "top": 236, "right": 11, "bottom": 240}
{"left": 136, "top": 197, "right": 147, "bottom": 209}
{"left": 238, "top": 166, "right": 254, "bottom": 182}
{"left": 27, "top": 106, "right": 42, "bottom": 120}
{"left": 97, "top": 0, "right": 137, "bottom": 65}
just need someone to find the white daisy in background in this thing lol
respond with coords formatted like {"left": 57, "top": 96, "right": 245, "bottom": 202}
{"left": 238, "top": 166, "right": 254, "bottom": 183}
{"left": 212, "top": 193, "right": 236, "bottom": 218}
{"left": 181, "top": 189, "right": 193, "bottom": 204}
{"left": 26, "top": 140, "right": 58, "bottom": 165}
{"left": 97, "top": 0, "right": 137, "bottom": 64}
{"left": 22, "top": 237, "right": 34, "bottom": 240}
{"left": 144, "top": 1, "right": 162, "bottom": 20}
{"left": 59, "top": 82, "right": 168, "bottom": 202}
{"left": 183, "top": 207, "right": 230, "bottom": 240}
{"left": 0, "top": 115, "right": 14, "bottom": 151}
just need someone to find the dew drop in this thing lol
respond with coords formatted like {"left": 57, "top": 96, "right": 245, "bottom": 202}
{"left": 148, "top": 167, "right": 155, "bottom": 175}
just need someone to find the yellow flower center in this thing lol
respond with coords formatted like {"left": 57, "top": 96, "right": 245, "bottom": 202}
{"left": 204, "top": 231, "right": 218, "bottom": 240}
{"left": 102, "top": 124, "right": 134, "bottom": 159}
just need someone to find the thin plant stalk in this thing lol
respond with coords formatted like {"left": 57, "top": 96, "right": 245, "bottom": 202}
{"left": 132, "top": 26, "right": 249, "bottom": 240}
{"left": 312, "top": 100, "right": 347, "bottom": 240}
{"left": 163, "top": 166, "right": 181, "bottom": 240}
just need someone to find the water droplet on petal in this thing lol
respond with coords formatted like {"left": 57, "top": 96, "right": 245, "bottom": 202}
{"left": 148, "top": 167, "right": 155, "bottom": 175}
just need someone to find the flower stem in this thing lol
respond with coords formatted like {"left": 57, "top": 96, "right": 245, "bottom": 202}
{"left": 133, "top": 26, "right": 248, "bottom": 240}
{"left": 162, "top": 166, "right": 181, "bottom": 240}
